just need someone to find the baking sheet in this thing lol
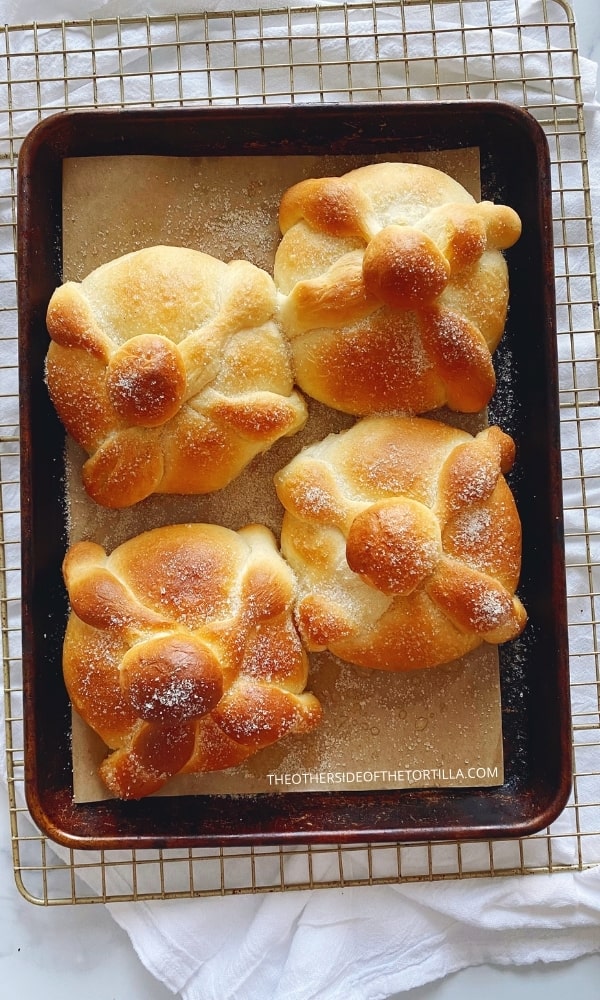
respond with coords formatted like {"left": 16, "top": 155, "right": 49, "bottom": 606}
{"left": 19, "top": 102, "right": 569, "bottom": 848}
{"left": 61, "top": 148, "right": 505, "bottom": 802}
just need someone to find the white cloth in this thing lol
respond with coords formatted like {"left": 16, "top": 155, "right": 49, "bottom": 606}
{"left": 110, "top": 871, "right": 600, "bottom": 999}
{"left": 1, "top": 1, "right": 600, "bottom": 998}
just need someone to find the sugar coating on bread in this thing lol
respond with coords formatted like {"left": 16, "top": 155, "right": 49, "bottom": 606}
{"left": 274, "top": 162, "right": 521, "bottom": 416}
{"left": 46, "top": 245, "right": 308, "bottom": 508}
{"left": 62, "top": 522, "right": 322, "bottom": 799}
{"left": 274, "top": 416, "right": 527, "bottom": 671}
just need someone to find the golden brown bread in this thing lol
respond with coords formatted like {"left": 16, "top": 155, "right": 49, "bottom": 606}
{"left": 46, "top": 245, "right": 308, "bottom": 508}
{"left": 62, "top": 522, "right": 322, "bottom": 799}
{"left": 274, "top": 161, "right": 521, "bottom": 415}
{"left": 274, "top": 416, "right": 527, "bottom": 671}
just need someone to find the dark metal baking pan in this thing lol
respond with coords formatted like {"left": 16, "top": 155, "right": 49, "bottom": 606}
{"left": 17, "top": 101, "right": 571, "bottom": 849}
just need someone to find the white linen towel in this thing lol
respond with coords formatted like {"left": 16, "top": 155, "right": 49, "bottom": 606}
{"left": 1, "top": 1, "right": 599, "bottom": 998}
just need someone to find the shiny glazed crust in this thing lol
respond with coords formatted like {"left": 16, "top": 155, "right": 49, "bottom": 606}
{"left": 274, "top": 161, "right": 521, "bottom": 415}
{"left": 46, "top": 245, "right": 308, "bottom": 508}
{"left": 274, "top": 416, "right": 527, "bottom": 671}
{"left": 62, "top": 523, "right": 322, "bottom": 799}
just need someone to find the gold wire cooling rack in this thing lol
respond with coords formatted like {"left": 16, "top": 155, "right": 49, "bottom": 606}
{"left": 1, "top": 0, "right": 599, "bottom": 905}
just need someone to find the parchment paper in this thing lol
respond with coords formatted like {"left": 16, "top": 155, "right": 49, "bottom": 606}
{"left": 61, "top": 148, "right": 505, "bottom": 801}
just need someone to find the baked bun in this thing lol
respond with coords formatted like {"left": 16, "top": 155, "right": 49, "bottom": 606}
{"left": 46, "top": 245, "right": 308, "bottom": 508}
{"left": 274, "top": 162, "right": 521, "bottom": 415}
{"left": 274, "top": 416, "right": 527, "bottom": 671}
{"left": 62, "top": 522, "right": 322, "bottom": 799}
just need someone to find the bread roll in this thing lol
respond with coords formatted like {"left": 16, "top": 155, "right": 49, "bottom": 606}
{"left": 46, "top": 245, "right": 308, "bottom": 508}
{"left": 274, "top": 162, "right": 521, "bottom": 415}
{"left": 62, "top": 522, "right": 322, "bottom": 799}
{"left": 274, "top": 416, "right": 527, "bottom": 671}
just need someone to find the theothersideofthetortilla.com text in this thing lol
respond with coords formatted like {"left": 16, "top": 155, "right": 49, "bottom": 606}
{"left": 265, "top": 766, "right": 500, "bottom": 787}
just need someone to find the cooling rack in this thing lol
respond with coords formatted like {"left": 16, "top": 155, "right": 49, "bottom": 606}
{"left": 1, "top": 0, "right": 599, "bottom": 905}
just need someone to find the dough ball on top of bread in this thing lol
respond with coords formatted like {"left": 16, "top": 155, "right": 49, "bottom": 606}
{"left": 274, "top": 415, "right": 527, "bottom": 672}
{"left": 274, "top": 161, "right": 521, "bottom": 416}
{"left": 62, "top": 522, "right": 322, "bottom": 799}
{"left": 46, "top": 245, "right": 308, "bottom": 508}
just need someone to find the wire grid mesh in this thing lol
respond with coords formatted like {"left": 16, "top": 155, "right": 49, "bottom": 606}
{"left": 1, "top": 0, "right": 599, "bottom": 905}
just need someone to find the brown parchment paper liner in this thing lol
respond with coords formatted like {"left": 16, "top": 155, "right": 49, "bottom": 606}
{"left": 61, "top": 149, "right": 505, "bottom": 802}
